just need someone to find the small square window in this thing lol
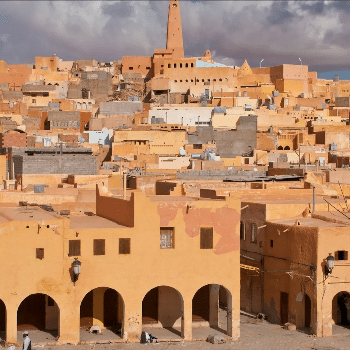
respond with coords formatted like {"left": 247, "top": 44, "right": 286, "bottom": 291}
{"left": 200, "top": 227, "right": 213, "bottom": 249}
{"left": 93, "top": 239, "right": 105, "bottom": 255}
{"left": 251, "top": 224, "right": 257, "bottom": 243}
{"left": 129, "top": 67, "right": 133, "bottom": 70}
{"left": 336, "top": 250, "right": 348, "bottom": 260}
{"left": 36, "top": 248, "right": 44, "bottom": 260}
{"left": 119, "top": 238, "right": 130, "bottom": 254}
{"left": 160, "top": 227, "right": 174, "bottom": 249}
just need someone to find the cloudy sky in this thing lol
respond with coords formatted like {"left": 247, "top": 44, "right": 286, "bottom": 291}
{"left": 0, "top": 1, "right": 350, "bottom": 79}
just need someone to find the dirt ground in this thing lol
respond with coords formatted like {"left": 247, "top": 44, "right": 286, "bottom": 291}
{"left": 7, "top": 315, "right": 350, "bottom": 350}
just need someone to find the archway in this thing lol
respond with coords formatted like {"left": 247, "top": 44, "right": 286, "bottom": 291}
{"left": 332, "top": 291, "right": 350, "bottom": 328}
{"left": 277, "top": 146, "right": 283, "bottom": 150}
{"left": 0, "top": 299, "right": 6, "bottom": 341}
{"left": 17, "top": 294, "right": 59, "bottom": 343}
{"left": 142, "top": 286, "right": 183, "bottom": 339}
{"left": 284, "top": 146, "right": 290, "bottom": 150}
{"left": 296, "top": 292, "right": 311, "bottom": 331}
{"left": 80, "top": 287, "right": 124, "bottom": 342}
{"left": 192, "top": 284, "right": 232, "bottom": 339}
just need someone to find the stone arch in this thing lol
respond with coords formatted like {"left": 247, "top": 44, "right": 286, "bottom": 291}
{"left": 295, "top": 292, "right": 311, "bottom": 330}
{"left": 192, "top": 284, "right": 232, "bottom": 337}
{"left": 79, "top": 287, "right": 124, "bottom": 339}
{"left": 277, "top": 146, "right": 283, "bottom": 150}
{"left": 17, "top": 293, "right": 59, "bottom": 341}
{"left": 142, "top": 285, "right": 184, "bottom": 339}
{"left": 284, "top": 146, "right": 290, "bottom": 150}
{"left": 332, "top": 291, "right": 350, "bottom": 327}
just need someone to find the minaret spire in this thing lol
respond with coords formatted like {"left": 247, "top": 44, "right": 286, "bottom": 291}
{"left": 166, "top": 0, "right": 184, "bottom": 59}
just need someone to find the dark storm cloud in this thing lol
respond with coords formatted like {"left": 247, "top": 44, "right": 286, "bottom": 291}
{"left": 0, "top": 1, "right": 349, "bottom": 74}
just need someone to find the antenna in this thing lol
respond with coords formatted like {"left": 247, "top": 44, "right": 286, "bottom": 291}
{"left": 298, "top": 57, "right": 302, "bottom": 65}
{"left": 260, "top": 59, "right": 264, "bottom": 68}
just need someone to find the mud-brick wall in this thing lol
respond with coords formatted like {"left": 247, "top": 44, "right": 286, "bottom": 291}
{"left": 13, "top": 154, "right": 98, "bottom": 176}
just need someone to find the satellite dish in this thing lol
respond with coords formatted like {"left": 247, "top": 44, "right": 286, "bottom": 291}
{"left": 102, "top": 127, "right": 109, "bottom": 134}
{"left": 78, "top": 137, "right": 85, "bottom": 143}
{"left": 267, "top": 94, "right": 272, "bottom": 101}
{"left": 179, "top": 147, "right": 186, "bottom": 156}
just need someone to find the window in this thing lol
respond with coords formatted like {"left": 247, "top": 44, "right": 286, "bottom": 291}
{"left": 270, "top": 239, "right": 274, "bottom": 248}
{"left": 193, "top": 144, "right": 202, "bottom": 149}
{"left": 93, "top": 239, "right": 105, "bottom": 255}
{"left": 240, "top": 222, "right": 245, "bottom": 240}
{"left": 160, "top": 227, "right": 174, "bottom": 249}
{"left": 335, "top": 250, "right": 348, "bottom": 261}
{"left": 251, "top": 224, "right": 257, "bottom": 243}
{"left": 69, "top": 240, "right": 81, "bottom": 256}
{"left": 32, "top": 99, "right": 36, "bottom": 103}
{"left": 129, "top": 67, "right": 133, "bottom": 70}
{"left": 174, "top": 64, "right": 177, "bottom": 68}
{"left": 180, "top": 63, "right": 183, "bottom": 68}
{"left": 202, "top": 79, "right": 205, "bottom": 82}
{"left": 191, "top": 63, "right": 194, "bottom": 67}
{"left": 200, "top": 227, "right": 213, "bottom": 249}
{"left": 119, "top": 238, "right": 130, "bottom": 254}
{"left": 168, "top": 64, "right": 171, "bottom": 68}
{"left": 180, "top": 80, "right": 182, "bottom": 82}
{"left": 174, "top": 80, "right": 177, "bottom": 83}
{"left": 185, "top": 63, "right": 188, "bottom": 68}
{"left": 36, "top": 248, "right": 44, "bottom": 260}
{"left": 146, "top": 66, "right": 151, "bottom": 69}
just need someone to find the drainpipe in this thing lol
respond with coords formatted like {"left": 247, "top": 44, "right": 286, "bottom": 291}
{"left": 123, "top": 173, "right": 127, "bottom": 200}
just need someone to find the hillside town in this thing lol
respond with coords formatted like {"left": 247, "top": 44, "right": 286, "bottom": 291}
{"left": 1, "top": 0, "right": 350, "bottom": 349}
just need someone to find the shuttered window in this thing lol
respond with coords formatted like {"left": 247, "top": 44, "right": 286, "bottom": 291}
{"left": 119, "top": 238, "right": 130, "bottom": 254}
{"left": 251, "top": 224, "right": 257, "bottom": 243}
{"left": 93, "top": 239, "right": 105, "bottom": 256}
{"left": 200, "top": 227, "right": 213, "bottom": 249}
{"left": 335, "top": 250, "right": 348, "bottom": 261}
{"left": 160, "top": 228, "right": 174, "bottom": 249}
{"left": 69, "top": 240, "right": 81, "bottom": 256}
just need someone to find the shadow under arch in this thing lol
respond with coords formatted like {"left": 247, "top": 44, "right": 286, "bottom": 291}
{"left": 79, "top": 287, "right": 124, "bottom": 340}
{"left": 17, "top": 293, "right": 59, "bottom": 342}
{"left": 192, "top": 284, "right": 233, "bottom": 337}
{"left": 295, "top": 292, "right": 311, "bottom": 332}
{"left": 142, "top": 285, "right": 184, "bottom": 338}
{"left": 0, "top": 298, "right": 6, "bottom": 342}
{"left": 332, "top": 291, "right": 350, "bottom": 328}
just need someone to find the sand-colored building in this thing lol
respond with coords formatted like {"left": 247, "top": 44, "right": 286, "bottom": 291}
{"left": 0, "top": 186, "right": 240, "bottom": 344}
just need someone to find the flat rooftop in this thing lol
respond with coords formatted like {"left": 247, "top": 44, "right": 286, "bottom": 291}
{"left": 270, "top": 216, "right": 345, "bottom": 228}
{"left": 69, "top": 214, "right": 126, "bottom": 229}
{"left": 0, "top": 207, "right": 61, "bottom": 222}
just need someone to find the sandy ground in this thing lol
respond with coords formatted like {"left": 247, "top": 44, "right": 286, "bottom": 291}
{"left": 5, "top": 315, "right": 350, "bottom": 350}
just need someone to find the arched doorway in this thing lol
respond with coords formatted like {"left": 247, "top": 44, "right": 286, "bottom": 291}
{"left": 278, "top": 146, "right": 283, "bottom": 150}
{"left": 142, "top": 286, "right": 183, "bottom": 339}
{"left": 296, "top": 292, "right": 311, "bottom": 330}
{"left": 192, "top": 284, "right": 232, "bottom": 339}
{"left": 17, "top": 294, "right": 59, "bottom": 342}
{"left": 80, "top": 287, "right": 124, "bottom": 342}
{"left": 0, "top": 299, "right": 6, "bottom": 341}
{"left": 332, "top": 291, "right": 350, "bottom": 327}
{"left": 284, "top": 146, "right": 290, "bottom": 150}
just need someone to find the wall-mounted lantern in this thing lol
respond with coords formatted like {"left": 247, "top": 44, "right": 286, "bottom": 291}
{"left": 72, "top": 258, "right": 81, "bottom": 284}
{"left": 325, "top": 253, "right": 335, "bottom": 276}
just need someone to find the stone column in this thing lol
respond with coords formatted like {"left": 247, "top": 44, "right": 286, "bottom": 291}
{"left": 123, "top": 302, "right": 142, "bottom": 342}
{"left": 6, "top": 303, "right": 17, "bottom": 344}
{"left": 181, "top": 297, "right": 192, "bottom": 340}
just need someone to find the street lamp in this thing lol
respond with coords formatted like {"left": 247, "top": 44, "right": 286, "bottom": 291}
{"left": 260, "top": 59, "right": 264, "bottom": 68}
{"left": 72, "top": 258, "right": 81, "bottom": 284}
{"left": 325, "top": 253, "right": 335, "bottom": 276}
{"left": 299, "top": 57, "right": 302, "bottom": 65}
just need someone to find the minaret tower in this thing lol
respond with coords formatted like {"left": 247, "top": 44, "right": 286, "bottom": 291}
{"left": 166, "top": 0, "right": 184, "bottom": 59}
